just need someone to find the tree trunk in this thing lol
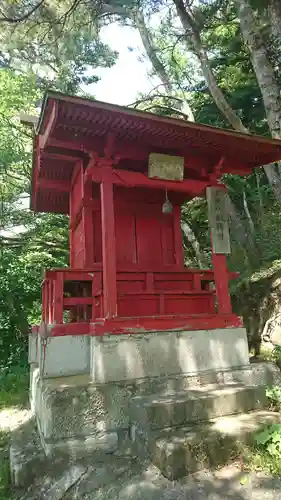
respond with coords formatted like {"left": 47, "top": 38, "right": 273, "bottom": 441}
{"left": 181, "top": 221, "right": 208, "bottom": 268}
{"left": 173, "top": 0, "right": 248, "bottom": 133}
{"left": 134, "top": 10, "right": 194, "bottom": 121}
{"left": 268, "top": 0, "right": 281, "bottom": 60}
{"left": 236, "top": 0, "right": 281, "bottom": 138}
{"left": 242, "top": 189, "right": 255, "bottom": 238}
{"left": 226, "top": 195, "right": 255, "bottom": 251}
{"left": 236, "top": 0, "right": 281, "bottom": 199}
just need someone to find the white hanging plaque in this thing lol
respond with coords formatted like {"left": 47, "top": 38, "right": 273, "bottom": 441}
{"left": 206, "top": 186, "right": 230, "bottom": 255}
{"left": 148, "top": 153, "right": 184, "bottom": 181}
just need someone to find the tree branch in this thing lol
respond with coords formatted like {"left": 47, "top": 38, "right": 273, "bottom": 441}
{"left": 0, "top": 0, "right": 45, "bottom": 23}
{"left": 173, "top": 0, "right": 248, "bottom": 133}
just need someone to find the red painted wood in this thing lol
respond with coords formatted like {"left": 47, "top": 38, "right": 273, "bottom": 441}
{"left": 69, "top": 229, "right": 74, "bottom": 267}
{"left": 42, "top": 281, "right": 47, "bottom": 322}
{"left": 159, "top": 294, "right": 165, "bottom": 314}
{"left": 32, "top": 135, "right": 40, "bottom": 211}
{"left": 82, "top": 181, "right": 94, "bottom": 267}
{"left": 115, "top": 213, "right": 137, "bottom": 265}
{"left": 70, "top": 163, "right": 83, "bottom": 222}
{"left": 90, "top": 313, "right": 243, "bottom": 337}
{"left": 90, "top": 167, "right": 209, "bottom": 196}
{"left": 64, "top": 297, "right": 93, "bottom": 306}
{"left": 93, "top": 211, "right": 102, "bottom": 263}
{"left": 92, "top": 272, "right": 102, "bottom": 320}
{"left": 146, "top": 273, "right": 154, "bottom": 292}
{"left": 100, "top": 164, "right": 117, "bottom": 318}
{"left": 37, "top": 179, "right": 71, "bottom": 192}
{"left": 173, "top": 206, "right": 184, "bottom": 266}
{"left": 117, "top": 292, "right": 215, "bottom": 317}
{"left": 39, "top": 98, "right": 58, "bottom": 150}
{"left": 193, "top": 273, "right": 203, "bottom": 291}
{"left": 71, "top": 217, "right": 85, "bottom": 268}
{"left": 34, "top": 97, "right": 246, "bottom": 331}
{"left": 83, "top": 206, "right": 94, "bottom": 266}
{"left": 211, "top": 252, "right": 232, "bottom": 314}
{"left": 49, "top": 280, "right": 54, "bottom": 323}
{"left": 161, "top": 215, "right": 175, "bottom": 266}
{"left": 53, "top": 272, "right": 64, "bottom": 323}
{"left": 136, "top": 215, "right": 162, "bottom": 266}
{"left": 34, "top": 312, "right": 242, "bottom": 337}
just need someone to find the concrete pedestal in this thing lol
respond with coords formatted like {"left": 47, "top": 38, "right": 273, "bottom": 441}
{"left": 90, "top": 327, "right": 250, "bottom": 383}
{"left": 27, "top": 326, "right": 280, "bottom": 460}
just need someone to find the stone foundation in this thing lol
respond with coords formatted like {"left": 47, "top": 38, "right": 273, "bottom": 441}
{"left": 90, "top": 327, "right": 249, "bottom": 383}
{"left": 22, "top": 327, "right": 281, "bottom": 482}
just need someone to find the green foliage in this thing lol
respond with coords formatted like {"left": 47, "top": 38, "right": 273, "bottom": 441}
{"left": 272, "top": 346, "right": 281, "bottom": 364}
{"left": 244, "top": 445, "right": 281, "bottom": 477}
{"left": 0, "top": 70, "right": 69, "bottom": 371}
{"left": 266, "top": 385, "right": 281, "bottom": 411}
{"left": 255, "top": 424, "right": 281, "bottom": 458}
{"left": 0, "top": 1, "right": 117, "bottom": 93}
{"left": 0, "top": 369, "right": 29, "bottom": 499}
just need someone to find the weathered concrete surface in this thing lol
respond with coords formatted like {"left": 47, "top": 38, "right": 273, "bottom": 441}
{"left": 33, "top": 374, "right": 129, "bottom": 456}
{"left": 130, "top": 384, "right": 269, "bottom": 432}
{"left": 19, "top": 463, "right": 87, "bottom": 500}
{"left": 65, "top": 461, "right": 281, "bottom": 500}
{"left": 41, "top": 431, "right": 119, "bottom": 458}
{"left": 28, "top": 333, "right": 38, "bottom": 364}
{"left": 91, "top": 328, "right": 250, "bottom": 383}
{"left": 29, "top": 363, "right": 280, "bottom": 459}
{"left": 10, "top": 417, "right": 46, "bottom": 487}
{"left": 38, "top": 335, "right": 90, "bottom": 378}
{"left": 10, "top": 411, "right": 281, "bottom": 499}
{"left": 150, "top": 410, "right": 281, "bottom": 480}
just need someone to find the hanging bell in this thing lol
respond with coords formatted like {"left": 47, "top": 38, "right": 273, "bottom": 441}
{"left": 162, "top": 189, "right": 173, "bottom": 214}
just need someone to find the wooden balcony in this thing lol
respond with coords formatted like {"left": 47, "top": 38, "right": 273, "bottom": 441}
{"left": 37, "top": 266, "right": 241, "bottom": 336}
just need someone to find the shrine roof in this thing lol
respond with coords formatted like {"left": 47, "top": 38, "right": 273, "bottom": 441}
{"left": 32, "top": 90, "right": 281, "bottom": 213}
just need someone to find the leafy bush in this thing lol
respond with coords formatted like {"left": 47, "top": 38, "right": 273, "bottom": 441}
{"left": 266, "top": 385, "right": 281, "bottom": 411}
{"left": 255, "top": 424, "right": 281, "bottom": 458}
{"left": 272, "top": 346, "right": 281, "bottom": 364}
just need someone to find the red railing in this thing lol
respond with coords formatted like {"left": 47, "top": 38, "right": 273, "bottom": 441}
{"left": 42, "top": 266, "right": 238, "bottom": 326}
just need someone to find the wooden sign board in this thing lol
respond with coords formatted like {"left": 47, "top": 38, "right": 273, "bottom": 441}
{"left": 206, "top": 186, "right": 230, "bottom": 255}
{"left": 148, "top": 153, "right": 184, "bottom": 181}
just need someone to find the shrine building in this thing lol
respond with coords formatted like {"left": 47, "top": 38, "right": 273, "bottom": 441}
{"left": 26, "top": 91, "right": 281, "bottom": 478}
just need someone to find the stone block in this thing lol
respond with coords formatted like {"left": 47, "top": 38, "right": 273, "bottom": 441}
{"left": 19, "top": 464, "right": 87, "bottom": 500}
{"left": 91, "top": 328, "right": 250, "bottom": 383}
{"left": 150, "top": 410, "right": 281, "bottom": 479}
{"left": 32, "top": 374, "right": 132, "bottom": 458}
{"left": 130, "top": 384, "right": 269, "bottom": 432}
{"left": 29, "top": 363, "right": 40, "bottom": 414}
{"left": 28, "top": 333, "right": 38, "bottom": 364}
{"left": 39, "top": 335, "right": 90, "bottom": 378}
{"left": 41, "top": 432, "right": 118, "bottom": 458}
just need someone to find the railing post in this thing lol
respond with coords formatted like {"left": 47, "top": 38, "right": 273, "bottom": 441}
{"left": 53, "top": 272, "right": 64, "bottom": 324}
{"left": 100, "top": 161, "right": 117, "bottom": 318}
{"left": 207, "top": 185, "right": 232, "bottom": 315}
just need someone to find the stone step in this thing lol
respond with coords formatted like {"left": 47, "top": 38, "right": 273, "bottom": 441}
{"left": 129, "top": 362, "right": 280, "bottom": 396}
{"left": 130, "top": 383, "right": 269, "bottom": 432}
{"left": 149, "top": 410, "right": 281, "bottom": 479}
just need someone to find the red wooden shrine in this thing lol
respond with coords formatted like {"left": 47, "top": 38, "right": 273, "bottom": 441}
{"left": 31, "top": 92, "right": 281, "bottom": 336}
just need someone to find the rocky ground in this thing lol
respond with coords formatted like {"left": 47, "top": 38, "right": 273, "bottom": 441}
{"left": 21, "top": 456, "right": 281, "bottom": 500}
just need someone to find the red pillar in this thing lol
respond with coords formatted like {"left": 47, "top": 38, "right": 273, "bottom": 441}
{"left": 212, "top": 251, "right": 232, "bottom": 314}
{"left": 83, "top": 181, "right": 94, "bottom": 267}
{"left": 100, "top": 161, "right": 117, "bottom": 318}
